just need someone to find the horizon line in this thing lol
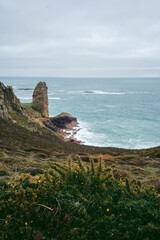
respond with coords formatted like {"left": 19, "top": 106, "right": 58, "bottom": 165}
{"left": 1, "top": 75, "right": 160, "bottom": 79}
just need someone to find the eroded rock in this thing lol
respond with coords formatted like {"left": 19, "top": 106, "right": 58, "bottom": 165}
{"left": 43, "top": 112, "right": 77, "bottom": 132}
{"left": 32, "top": 82, "right": 49, "bottom": 117}
{"left": 50, "top": 112, "right": 77, "bottom": 129}
{"left": 0, "top": 82, "right": 27, "bottom": 120}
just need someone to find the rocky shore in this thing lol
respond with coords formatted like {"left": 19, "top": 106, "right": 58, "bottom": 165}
{"left": 0, "top": 81, "right": 80, "bottom": 144}
{"left": 58, "top": 125, "right": 83, "bottom": 144}
{"left": 43, "top": 112, "right": 82, "bottom": 144}
{"left": 42, "top": 112, "right": 81, "bottom": 143}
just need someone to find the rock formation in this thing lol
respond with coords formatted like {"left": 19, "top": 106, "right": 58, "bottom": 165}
{"left": 0, "top": 82, "right": 27, "bottom": 120}
{"left": 0, "top": 80, "right": 78, "bottom": 143}
{"left": 32, "top": 82, "right": 49, "bottom": 117}
{"left": 50, "top": 112, "right": 77, "bottom": 129}
{"left": 43, "top": 112, "right": 77, "bottom": 132}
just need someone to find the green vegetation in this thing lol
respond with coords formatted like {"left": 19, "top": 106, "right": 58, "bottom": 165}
{"left": 0, "top": 157, "right": 160, "bottom": 240}
{"left": 1, "top": 106, "right": 160, "bottom": 239}
{"left": 1, "top": 82, "right": 160, "bottom": 239}
{"left": 21, "top": 103, "right": 42, "bottom": 118}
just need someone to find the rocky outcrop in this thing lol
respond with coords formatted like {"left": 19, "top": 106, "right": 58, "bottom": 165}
{"left": 50, "top": 112, "right": 77, "bottom": 129}
{"left": 0, "top": 82, "right": 27, "bottom": 120}
{"left": 42, "top": 112, "right": 78, "bottom": 143}
{"left": 0, "top": 81, "right": 79, "bottom": 143}
{"left": 43, "top": 112, "right": 77, "bottom": 131}
{"left": 32, "top": 82, "right": 49, "bottom": 117}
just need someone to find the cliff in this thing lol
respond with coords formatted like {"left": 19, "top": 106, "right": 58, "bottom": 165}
{"left": 0, "top": 82, "right": 27, "bottom": 120}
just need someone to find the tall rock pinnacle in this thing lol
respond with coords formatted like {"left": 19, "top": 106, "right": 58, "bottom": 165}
{"left": 32, "top": 82, "right": 49, "bottom": 117}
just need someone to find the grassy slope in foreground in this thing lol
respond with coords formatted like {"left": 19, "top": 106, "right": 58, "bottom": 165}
{"left": 0, "top": 113, "right": 160, "bottom": 187}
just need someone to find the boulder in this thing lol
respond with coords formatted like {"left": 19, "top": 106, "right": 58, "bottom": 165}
{"left": 32, "top": 82, "right": 49, "bottom": 117}
{"left": 0, "top": 82, "right": 27, "bottom": 120}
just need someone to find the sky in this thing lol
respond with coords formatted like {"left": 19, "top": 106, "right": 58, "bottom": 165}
{"left": 1, "top": 0, "right": 160, "bottom": 78}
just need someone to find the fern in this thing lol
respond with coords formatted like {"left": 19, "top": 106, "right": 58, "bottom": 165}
{"left": 90, "top": 156, "right": 95, "bottom": 178}
{"left": 76, "top": 155, "right": 86, "bottom": 174}
{"left": 96, "top": 156, "right": 103, "bottom": 180}
{"left": 126, "top": 178, "right": 131, "bottom": 193}
{"left": 50, "top": 164, "right": 66, "bottom": 177}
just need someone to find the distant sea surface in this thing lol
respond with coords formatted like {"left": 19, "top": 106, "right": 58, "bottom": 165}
{"left": 1, "top": 76, "right": 160, "bottom": 149}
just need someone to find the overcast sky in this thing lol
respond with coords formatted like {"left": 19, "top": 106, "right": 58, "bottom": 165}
{"left": 1, "top": 0, "right": 160, "bottom": 77}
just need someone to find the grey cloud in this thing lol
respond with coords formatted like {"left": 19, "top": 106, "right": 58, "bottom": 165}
{"left": 1, "top": 0, "right": 160, "bottom": 77}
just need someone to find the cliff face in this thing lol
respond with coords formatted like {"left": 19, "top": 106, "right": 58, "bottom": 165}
{"left": 32, "top": 82, "right": 49, "bottom": 117}
{"left": 0, "top": 82, "right": 27, "bottom": 120}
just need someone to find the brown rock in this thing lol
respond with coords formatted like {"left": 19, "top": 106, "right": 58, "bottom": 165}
{"left": 32, "top": 82, "right": 49, "bottom": 117}
{"left": 0, "top": 82, "right": 27, "bottom": 120}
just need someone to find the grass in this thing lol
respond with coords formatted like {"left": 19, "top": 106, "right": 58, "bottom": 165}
{"left": 0, "top": 114, "right": 160, "bottom": 185}
{"left": 21, "top": 102, "right": 43, "bottom": 118}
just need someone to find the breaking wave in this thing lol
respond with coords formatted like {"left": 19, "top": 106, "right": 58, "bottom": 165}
{"left": 68, "top": 90, "right": 125, "bottom": 95}
{"left": 49, "top": 97, "right": 61, "bottom": 100}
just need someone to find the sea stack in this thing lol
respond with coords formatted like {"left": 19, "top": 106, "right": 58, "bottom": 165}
{"left": 32, "top": 82, "right": 49, "bottom": 117}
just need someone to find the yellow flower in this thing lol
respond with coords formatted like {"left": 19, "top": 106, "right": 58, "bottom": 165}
{"left": 107, "top": 208, "right": 109, "bottom": 212}
{"left": 35, "top": 194, "right": 37, "bottom": 198}
{"left": 38, "top": 180, "right": 41, "bottom": 183}
{"left": 81, "top": 182, "right": 83, "bottom": 185}
{"left": 129, "top": 208, "right": 132, "bottom": 211}
{"left": 25, "top": 222, "right": 28, "bottom": 226}
{"left": 8, "top": 198, "right": 12, "bottom": 202}
{"left": 111, "top": 233, "right": 114, "bottom": 236}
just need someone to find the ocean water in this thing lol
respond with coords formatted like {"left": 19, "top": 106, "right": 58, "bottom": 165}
{"left": 1, "top": 76, "right": 160, "bottom": 149}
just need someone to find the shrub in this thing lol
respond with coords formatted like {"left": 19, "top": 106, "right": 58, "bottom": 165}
{"left": 0, "top": 156, "right": 160, "bottom": 240}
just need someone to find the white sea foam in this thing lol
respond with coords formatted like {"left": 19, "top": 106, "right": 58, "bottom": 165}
{"left": 49, "top": 97, "right": 61, "bottom": 100}
{"left": 68, "top": 90, "right": 125, "bottom": 95}
{"left": 48, "top": 92, "right": 56, "bottom": 96}
{"left": 72, "top": 120, "right": 160, "bottom": 149}
{"left": 74, "top": 121, "right": 106, "bottom": 147}
{"left": 90, "top": 90, "right": 125, "bottom": 95}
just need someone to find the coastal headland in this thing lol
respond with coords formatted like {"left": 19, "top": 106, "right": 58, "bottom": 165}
{"left": 0, "top": 81, "right": 160, "bottom": 183}
{"left": 0, "top": 81, "right": 160, "bottom": 239}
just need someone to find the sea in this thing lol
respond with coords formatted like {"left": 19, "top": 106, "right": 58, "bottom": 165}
{"left": 1, "top": 76, "right": 160, "bottom": 149}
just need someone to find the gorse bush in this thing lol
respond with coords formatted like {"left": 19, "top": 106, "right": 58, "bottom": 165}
{"left": 0, "top": 156, "right": 160, "bottom": 240}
